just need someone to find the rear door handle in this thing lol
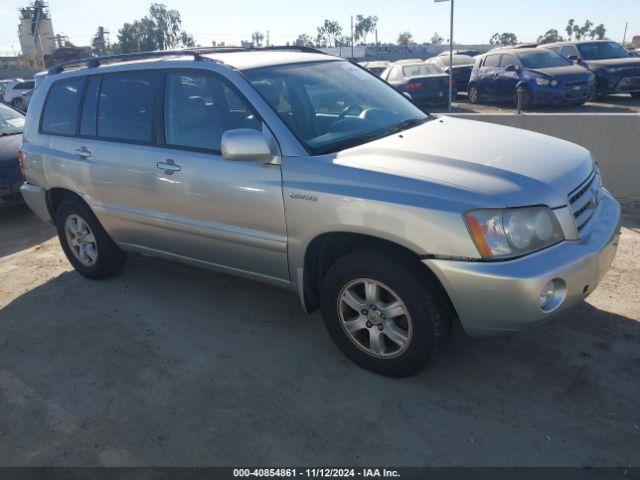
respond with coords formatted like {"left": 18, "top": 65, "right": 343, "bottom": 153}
{"left": 156, "top": 159, "right": 181, "bottom": 175}
{"left": 74, "top": 146, "right": 92, "bottom": 159}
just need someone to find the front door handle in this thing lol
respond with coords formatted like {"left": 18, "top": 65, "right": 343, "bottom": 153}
{"left": 74, "top": 146, "right": 92, "bottom": 159}
{"left": 157, "top": 159, "right": 181, "bottom": 175}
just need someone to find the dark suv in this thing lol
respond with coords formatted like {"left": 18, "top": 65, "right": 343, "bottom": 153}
{"left": 541, "top": 40, "right": 640, "bottom": 98}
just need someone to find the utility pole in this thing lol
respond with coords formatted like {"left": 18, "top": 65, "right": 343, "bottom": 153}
{"left": 375, "top": 29, "right": 379, "bottom": 59}
{"left": 351, "top": 15, "right": 354, "bottom": 59}
{"left": 622, "top": 22, "right": 628, "bottom": 46}
{"left": 266, "top": 30, "right": 270, "bottom": 47}
{"left": 435, "top": 0, "right": 455, "bottom": 112}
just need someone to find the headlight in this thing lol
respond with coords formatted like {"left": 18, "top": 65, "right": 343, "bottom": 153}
{"left": 464, "top": 206, "right": 564, "bottom": 259}
{"left": 535, "top": 77, "right": 551, "bottom": 86}
{"left": 550, "top": 79, "right": 558, "bottom": 87}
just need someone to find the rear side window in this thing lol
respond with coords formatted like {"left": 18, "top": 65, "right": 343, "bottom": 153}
{"left": 41, "top": 77, "right": 85, "bottom": 136}
{"left": 15, "top": 81, "right": 34, "bottom": 90}
{"left": 499, "top": 55, "right": 516, "bottom": 67}
{"left": 484, "top": 55, "right": 501, "bottom": 68}
{"left": 560, "top": 45, "right": 579, "bottom": 58}
{"left": 97, "top": 72, "right": 159, "bottom": 143}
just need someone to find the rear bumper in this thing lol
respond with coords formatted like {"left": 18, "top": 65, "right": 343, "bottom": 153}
{"left": 20, "top": 183, "right": 52, "bottom": 223}
{"left": 425, "top": 191, "right": 621, "bottom": 337}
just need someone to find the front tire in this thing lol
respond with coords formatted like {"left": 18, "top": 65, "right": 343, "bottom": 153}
{"left": 468, "top": 84, "right": 481, "bottom": 104}
{"left": 320, "top": 250, "right": 452, "bottom": 377}
{"left": 55, "top": 198, "right": 126, "bottom": 279}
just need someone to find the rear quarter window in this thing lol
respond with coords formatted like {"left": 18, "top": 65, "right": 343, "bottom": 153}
{"left": 41, "top": 77, "right": 85, "bottom": 136}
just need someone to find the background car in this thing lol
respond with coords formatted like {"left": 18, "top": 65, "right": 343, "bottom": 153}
{"left": 438, "top": 49, "right": 481, "bottom": 57}
{"left": 380, "top": 61, "right": 452, "bottom": 106}
{"left": 20, "top": 89, "right": 33, "bottom": 112}
{"left": 427, "top": 54, "right": 475, "bottom": 92}
{"left": 541, "top": 40, "right": 640, "bottom": 98}
{"left": 0, "top": 103, "right": 25, "bottom": 204}
{"left": 359, "top": 61, "right": 390, "bottom": 77}
{"left": 3, "top": 79, "right": 35, "bottom": 109}
{"left": 0, "top": 78, "right": 23, "bottom": 104}
{"left": 468, "top": 48, "right": 594, "bottom": 108}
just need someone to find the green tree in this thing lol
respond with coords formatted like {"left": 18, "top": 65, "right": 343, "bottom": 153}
{"left": 316, "top": 20, "right": 343, "bottom": 47}
{"left": 574, "top": 20, "right": 593, "bottom": 40}
{"left": 431, "top": 32, "right": 444, "bottom": 45}
{"left": 294, "top": 34, "right": 314, "bottom": 47}
{"left": 565, "top": 19, "right": 575, "bottom": 40}
{"left": 252, "top": 31, "right": 265, "bottom": 47}
{"left": 489, "top": 32, "right": 518, "bottom": 46}
{"left": 591, "top": 23, "right": 607, "bottom": 40}
{"left": 116, "top": 3, "right": 194, "bottom": 53}
{"left": 397, "top": 31, "right": 414, "bottom": 46}
{"left": 537, "top": 29, "right": 564, "bottom": 44}
{"left": 354, "top": 15, "right": 378, "bottom": 44}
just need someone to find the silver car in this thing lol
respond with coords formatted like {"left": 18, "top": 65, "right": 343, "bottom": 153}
{"left": 20, "top": 48, "right": 621, "bottom": 377}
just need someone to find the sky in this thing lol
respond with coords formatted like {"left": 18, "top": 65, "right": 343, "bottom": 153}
{"left": 0, "top": 0, "right": 637, "bottom": 54}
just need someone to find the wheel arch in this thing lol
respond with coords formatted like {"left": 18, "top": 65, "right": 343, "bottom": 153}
{"left": 299, "top": 231, "right": 456, "bottom": 319}
{"left": 46, "top": 187, "right": 90, "bottom": 221}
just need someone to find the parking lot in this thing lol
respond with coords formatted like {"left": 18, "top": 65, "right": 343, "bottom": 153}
{"left": 0, "top": 202, "right": 638, "bottom": 466}
{"left": 429, "top": 93, "right": 640, "bottom": 114}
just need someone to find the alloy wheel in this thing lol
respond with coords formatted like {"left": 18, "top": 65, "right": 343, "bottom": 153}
{"left": 64, "top": 214, "right": 98, "bottom": 267}
{"left": 337, "top": 278, "right": 413, "bottom": 358}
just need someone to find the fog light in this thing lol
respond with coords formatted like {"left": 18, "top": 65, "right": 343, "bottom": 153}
{"left": 538, "top": 279, "right": 567, "bottom": 313}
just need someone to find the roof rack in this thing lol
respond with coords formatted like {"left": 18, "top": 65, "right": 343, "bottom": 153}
{"left": 47, "top": 45, "right": 329, "bottom": 75}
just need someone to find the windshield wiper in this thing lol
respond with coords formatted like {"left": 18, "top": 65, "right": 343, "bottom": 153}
{"left": 384, "top": 117, "right": 429, "bottom": 136}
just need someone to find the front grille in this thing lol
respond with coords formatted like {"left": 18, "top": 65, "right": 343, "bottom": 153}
{"left": 563, "top": 80, "right": 589, "bottom": 87}
{"left": 569, "top": 169, "right": 602, "bottom": 232}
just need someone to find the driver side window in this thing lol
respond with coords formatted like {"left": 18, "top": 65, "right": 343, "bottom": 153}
{"left": 164, "top": 71, "right": 260, "bottom": 152}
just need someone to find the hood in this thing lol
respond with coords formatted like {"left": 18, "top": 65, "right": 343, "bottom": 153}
{"left": 0, "top": 134, "right": 22, "bottom": 167}
{"left": 335, "top": 117, "right": 593, "bottom": 208}
{"left": 583, "top": 57, "right": 640, "bottom": 68}
{"left": 526, "top": 64, "right": 592, "bottom": 81}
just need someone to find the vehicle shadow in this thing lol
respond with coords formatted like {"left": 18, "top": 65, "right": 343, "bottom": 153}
{"left": 0, "top": 252, "right": 638, "bottom": 466}
{"left": 0, "top": 204, "right": 56, "bottom": 258}
{"left": 620, "top": 198, "right": 640, "bottom": 232}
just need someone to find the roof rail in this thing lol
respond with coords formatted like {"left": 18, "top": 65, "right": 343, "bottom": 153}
{"left": 47, "top": 45, "right": 330, "bottom": 75}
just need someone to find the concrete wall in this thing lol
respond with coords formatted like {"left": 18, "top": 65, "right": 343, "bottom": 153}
{"left": 450, "top": 113, "right": 640, "bottom": 199}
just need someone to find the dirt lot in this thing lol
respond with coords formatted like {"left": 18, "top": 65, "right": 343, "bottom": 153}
{"left": 429, "top": 93, "right": 640, "bottom": 114}
{"left": 0, "top": 201, "right": 639, "bottom": 467}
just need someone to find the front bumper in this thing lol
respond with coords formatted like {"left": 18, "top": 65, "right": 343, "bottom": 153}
{"left": 532, "top": 84, "right": 594, "bottom": 105}
{"left": 425, "top": 191, "right": 621, "bottom": 337}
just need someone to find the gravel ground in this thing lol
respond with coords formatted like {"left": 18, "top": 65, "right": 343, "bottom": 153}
{"left": 0, "top": 200, "right": 638, "bottom": 467}
{"left": 428, "top": 93, "right": 640, "bottom": 114}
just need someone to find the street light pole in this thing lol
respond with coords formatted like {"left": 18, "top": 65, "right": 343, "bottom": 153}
{"left": 435, "top": 0, "right": 455, "bottom": 112}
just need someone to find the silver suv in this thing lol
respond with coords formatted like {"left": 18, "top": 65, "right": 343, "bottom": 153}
{"left": 20, "top": 48, "right": 621, "bottom": 376}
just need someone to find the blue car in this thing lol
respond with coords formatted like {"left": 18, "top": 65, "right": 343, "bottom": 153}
{"left": 0, "top": 103, "right": 25, "bottom": 204}
{"left": 381, "top": 61, "right": 453, "bottom": 107}
{"left": 468, "top": 48, "right": 595, "bottom": 108}
{"left": 541, "top": 40, "right": 640, "bottom": 99}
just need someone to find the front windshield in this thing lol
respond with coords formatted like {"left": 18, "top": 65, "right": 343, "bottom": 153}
{"left": 403, "top": 64, "right": 442, "bottom": 77}
{"left": 518, "top": 50, "right": 572, "bottom": 68}
{"left": 244, "top": 60, "right": 428, "bottom": 156}
{"left": 578, "top": 42, "right": 630, "bottom": 60}
{"left": 0, "top": 103, "right": 25, "bottom": 136}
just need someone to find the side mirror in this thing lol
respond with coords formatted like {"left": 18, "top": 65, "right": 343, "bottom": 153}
{"left": 505, "top": 65, "right": 518, "bottom": 72}
{"left": 568, "top": 55, "right": 579, "bottom": 63}
{"left": 221, "top": 128, "right": 272, "bottom": 162}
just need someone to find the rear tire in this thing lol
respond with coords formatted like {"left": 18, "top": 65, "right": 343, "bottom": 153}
{"left": 55, "top": 197, "right": 126, "bottom": 279}
{"left": 319, "top": 249, "right": 452, "bottom": 377}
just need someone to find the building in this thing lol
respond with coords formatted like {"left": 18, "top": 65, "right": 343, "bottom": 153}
{"left": 18, "top": 0, "right": 56, "bottom": 70}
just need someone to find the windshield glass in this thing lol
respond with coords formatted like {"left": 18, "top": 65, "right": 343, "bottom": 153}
{"left": 517, "top": 50, "right": 572, "bottom": 68}
{"left": 0, "top": 103, "right": 25, "bottom": 135}
{"left": 244, "top": 60, "right": 428, "bottom": 156}
{"left": 402, "top": 64, "right": 442, "bottom": 77}
{"left": 578, "top": 42, "right": 630, "bottom": 60}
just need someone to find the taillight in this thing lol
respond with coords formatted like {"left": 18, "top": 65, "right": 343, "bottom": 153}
{"left": 405, "top": 82, "right": 423, "bottom": 92}
{"left": 17, "top": 146, "right": 26, "bottom": 181}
